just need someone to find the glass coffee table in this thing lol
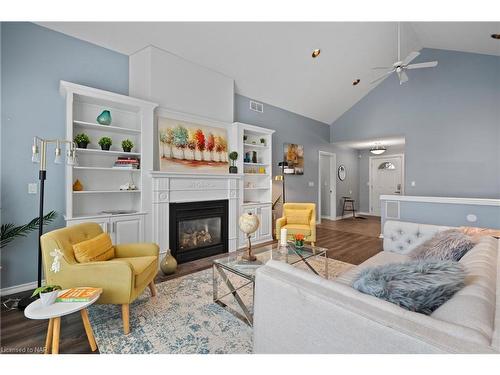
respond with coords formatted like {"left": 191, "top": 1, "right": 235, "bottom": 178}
{"left": 213, "top": 242, "right": 328, "bottom": 326}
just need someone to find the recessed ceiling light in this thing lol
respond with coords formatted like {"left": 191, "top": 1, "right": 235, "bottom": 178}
{"left": 491, "top": 34, "right": 500, "bottom": 40}
{"left": 312, "top": 49, "right": 321, "bottom": 58}
{"left": 352, "top": 79, "right": 361, "bottom": 86}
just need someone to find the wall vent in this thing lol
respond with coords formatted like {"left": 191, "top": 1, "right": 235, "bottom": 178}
{"left": 385, "top": 201, "right": 400, "bottom": 219}
{"left": 249, "top": 100, "right": 264, "bottom": 113}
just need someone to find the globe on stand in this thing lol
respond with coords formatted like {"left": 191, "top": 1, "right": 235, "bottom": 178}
{"left": 239, "top": 212, "right": 260, "bottom": 261}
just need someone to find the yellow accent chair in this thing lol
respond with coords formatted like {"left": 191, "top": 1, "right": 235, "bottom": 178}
{"left": 276, "top": 203, "right": 316, "bottom": 246}
{"left": 41, "top": 222, "right": 159, "bottom": 334}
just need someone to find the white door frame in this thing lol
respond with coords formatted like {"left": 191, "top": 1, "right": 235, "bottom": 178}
{"left": 368, "top": 153, "right": 405, "bottom": 215}
{"left": 318, "top": 151, "right": 337, "bottom": 224}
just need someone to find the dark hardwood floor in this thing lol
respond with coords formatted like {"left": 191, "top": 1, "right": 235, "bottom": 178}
{"left": 0, "top": 216, "right": 381, "bottom": 354}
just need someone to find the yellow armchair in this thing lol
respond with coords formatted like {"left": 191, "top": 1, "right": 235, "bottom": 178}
{"left": 276, "top": 203, "right": 316, "bottom": 245}
{"left": 40, "top": 222, "right": 159, "bottom": 334}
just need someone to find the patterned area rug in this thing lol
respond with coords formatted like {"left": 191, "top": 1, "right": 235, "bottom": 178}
{"left": 88, "top": 258, "right": 353, "bottom": 354}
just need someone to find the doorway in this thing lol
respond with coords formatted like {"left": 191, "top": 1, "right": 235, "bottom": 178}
{"left": 369, "top": 154, "right": 404, "bottom": 216}
{"left": 318, "top": 151, "right": 337, "bottom": 223}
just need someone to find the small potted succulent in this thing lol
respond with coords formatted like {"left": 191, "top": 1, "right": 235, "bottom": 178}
{"left": 294, "top": 233, "right": 305, "bottom": 248}
{"left": 228, "top": 151, "right": 238, "bottom": 173}
{"left": 74, "top": 133, "right": 90, "bottom": 149}
{"left": 32, "top": 285, "right": 62, "bottom": 306}
{"left": 260, "top": 138, "right": 266, "bottom": 146}
{"left": 98, "top": 136, "right": 112, "bottom": 151}
{"left": 121, "top": 139, "right": 134, "bottom": 152}
{"left": 243, "top": 135, "right": 248, "bottom": 143}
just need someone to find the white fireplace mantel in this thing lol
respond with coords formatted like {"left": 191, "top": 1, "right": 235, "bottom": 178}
{"left": 151, "top": 171, "right": 243, "bottom": 255}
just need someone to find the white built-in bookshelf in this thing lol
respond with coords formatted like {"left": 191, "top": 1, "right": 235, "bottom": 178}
{"left": 60, "top": 81, "right": 157, "bottom": 243}
{"left": 234, "top": 122, "right": 275, "bottom": 247}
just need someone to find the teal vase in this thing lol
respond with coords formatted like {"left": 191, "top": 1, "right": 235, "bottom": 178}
{"left": 96, "top": 110, "right": 112, "bottom": 125}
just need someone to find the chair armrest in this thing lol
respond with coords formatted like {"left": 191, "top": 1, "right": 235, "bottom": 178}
{"left": 309, "top": 216, "right": 316, "bottom": 240}
{"left": 114, "top": 243, "right": 159, "bottom": 258}
{"left": 276, "top": 217, "right": 287, "bottom": 238}
{"left": 46, "top": 259, "right": 135, "bottom": 304}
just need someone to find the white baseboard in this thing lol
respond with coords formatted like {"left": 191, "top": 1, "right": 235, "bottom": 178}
{"left": 1, "top": 280, "right": 39, "bottom": 297}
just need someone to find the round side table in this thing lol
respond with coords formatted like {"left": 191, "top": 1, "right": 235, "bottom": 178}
{"left": 24, "top": 290, "right": 101, "bottom": 354}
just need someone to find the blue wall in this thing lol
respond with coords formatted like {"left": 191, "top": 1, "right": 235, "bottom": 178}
{"left": 235, "top": 94, "right": 359, "bottom": 217}
{"left": 331, "top": 48, "right": 500, "bottom": 199}
{"left": 1, "top": 22, "right": 129, "bottom": 289}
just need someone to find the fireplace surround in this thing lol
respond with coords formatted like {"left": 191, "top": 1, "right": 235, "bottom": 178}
{"left": 169, "top": 199, "right": 228, "bottom": 263}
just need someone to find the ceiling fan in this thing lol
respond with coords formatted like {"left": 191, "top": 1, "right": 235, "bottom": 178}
{"left": 371, "top": 23, "right": 438, "bottom": 85}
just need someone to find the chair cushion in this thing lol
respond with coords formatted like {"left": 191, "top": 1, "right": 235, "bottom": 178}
{"left": 73, "top": 232, "right": 115, "bottom": 263}
{"left": 284, "top": 208, "right": 312, "bottom": 225}
{"left": 283, "top": 224, "right": 311, "bottom": 236}
{"left": 118, "top": 256, "right": 158, "bottom": 287}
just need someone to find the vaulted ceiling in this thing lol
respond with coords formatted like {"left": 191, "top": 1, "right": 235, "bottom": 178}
{"left": 39, "top": 22, "right": 500, "bottom": 124}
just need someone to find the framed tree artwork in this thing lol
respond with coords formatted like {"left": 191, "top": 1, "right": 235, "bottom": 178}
{"left": 158, "top": 111, "right": 229, "bottom": 174}
{"left": 283, "top": 143, "right": 304, "bottom": 175}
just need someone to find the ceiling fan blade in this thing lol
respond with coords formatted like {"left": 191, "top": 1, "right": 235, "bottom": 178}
{"left": 397, "top": 70, "right": 409, "bottom": 84}
{"left": 372, "top": 66, "right": 392, "bottom": 70}
{"left": 406, "top": 61, "right": 438, "bottom": 70}
{"left": 402, "top": 51, "right": 420, "bottom": 65}
{"left": 370, "top": 70, "right": 394, "bottom": 84}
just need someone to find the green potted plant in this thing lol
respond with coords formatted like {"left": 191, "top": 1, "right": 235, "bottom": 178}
{"left": 228, "top": 151, "right": 238, "bottom": 173}
{"left": 74, "top": 133, "right": 90, "bottom": 149}
{"left": 243, "top": 135, "right": 248, "bottom": 143}
{"left": 32, "top": 285, "right": 62, "bottom": 306}
{"left": 260, "top": 138, "right": 266, "bottom": 146}
{"left": 98, "top": 136, "right": 112, "bottom": 151}
{"left": 121, "top": 139, "right": 134, "bottom": 152}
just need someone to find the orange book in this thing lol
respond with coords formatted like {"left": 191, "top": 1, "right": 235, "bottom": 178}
{"left": 56, "top": 287, "right": 102, "bottom": 302}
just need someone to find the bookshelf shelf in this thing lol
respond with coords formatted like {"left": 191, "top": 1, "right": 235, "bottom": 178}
{"left": 73, "top": 120, "right": 142, "bottom": 135}
{"left": 75, "top": 148, "right": 141, "bottom": 157}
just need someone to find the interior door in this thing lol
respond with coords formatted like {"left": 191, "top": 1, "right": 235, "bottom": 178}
{"left": 319, "top": 152, "right": 336, "bottom": 220}
{"left": 370, "top": 155, "right": 403, "bottom": 216}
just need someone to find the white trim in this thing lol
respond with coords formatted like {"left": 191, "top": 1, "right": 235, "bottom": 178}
{"left": 318, "top": 151, "right": 337, "bottom": 224}
{"left": 1, "top": 281, "right": 39, "bottom": 296}
{"left": 368, "top": 153, "right": 405, "bottom": 215}
{"left": 380, "top": 195, "right": 500, "bottom": 207}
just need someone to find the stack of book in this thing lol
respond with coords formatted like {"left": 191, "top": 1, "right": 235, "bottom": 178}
{"left": 113, "top": 157, "right": 140, "bottom": 169}
{"left": 56, "top": 287, "right": 102, "bottom": 302}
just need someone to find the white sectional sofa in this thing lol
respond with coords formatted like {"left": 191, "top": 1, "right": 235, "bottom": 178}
{"left": 253, "top": 220, "right": 500, "bottom": 353}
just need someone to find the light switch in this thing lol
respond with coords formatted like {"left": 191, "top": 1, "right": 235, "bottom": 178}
{"left": 28, "top": 183, "right": 37, "bottom": 194}
{"left": 466, "top": 214, "right": 477, "bottom": 223}
{"left": 349, "top": 190, "right": 352, "bottom": 195}
{"left": 411, "top": 181, "right": 416, "bottom": 187}
{"left": 308, "top": 181, "right": 314, "bottom": 187}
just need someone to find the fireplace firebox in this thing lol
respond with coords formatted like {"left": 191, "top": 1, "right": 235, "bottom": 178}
{"left": 169, "top": 199, "right": 228, "bottom": 263}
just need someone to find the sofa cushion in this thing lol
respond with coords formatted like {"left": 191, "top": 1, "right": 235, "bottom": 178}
{"left": 431, "top": 236, "right": 498, "bottom": 342}
{"left": 352, "top": 260, "right": 466, "bottom": 315}
{"left": 409, "top": 229, "right": 474, "bottom": 261}
{"left": 283, "top": 224, "right": 311, "bottom": 236}
{"left": 336, "top": 251, "right": 409, "bottom": 285}
{"left": 73, "top": 232, "right": 115, "bottom": 263}
{"left": 284, "top": 208, "right": 312, "bottom": 225}
{"left": 118, "top": 256, "right": 158, "bottom": 287}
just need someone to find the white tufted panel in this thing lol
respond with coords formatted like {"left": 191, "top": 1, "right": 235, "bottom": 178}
{"left": 383, "top": 220, "right": 451, "bottom": 254}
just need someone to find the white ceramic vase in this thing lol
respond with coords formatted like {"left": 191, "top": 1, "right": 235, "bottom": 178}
{"left": 40, "top": 291, "right": 58, "bottom": 306}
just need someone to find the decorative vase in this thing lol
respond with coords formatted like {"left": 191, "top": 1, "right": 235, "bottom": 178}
{"left": 40, "top": 291, "right": 58, "bottom": 306}
{"left": 294, "top": 240, "right": 304, "bottom": 248}
{"left": 72, "top": 179, "right": 83, "bottom": 191}
{"left": 96, "top": 110, "right": 112, "bottom": 125}
{"left": 160, "top": 249, "right": 177, "bottom": 275}
{"left": 229, "top": 165, "right": 238, "bottom": 174}
{"left": 252, "top": 151, "right": 258, "bottom": 164}
{"left": 100, "top": 144, "right": 111, "bottom": 151}
{"left": 77, "top": 141, "right": 88, "bottom": 149}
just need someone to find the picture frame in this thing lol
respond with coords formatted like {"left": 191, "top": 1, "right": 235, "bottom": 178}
{"left": 283, "top": 143, "right": 304, "bottom": 175}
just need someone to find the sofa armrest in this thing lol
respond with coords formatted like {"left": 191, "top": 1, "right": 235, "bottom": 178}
{"left": 46, "top": 259, "right": 135, "bottom": 304}
{"left": 253, "top": 260, "right": 492, "bottom": 354}
{"left": 114, "top": 243, "right": 159, "bottom": 258}
{"left": 275, "top": 217, "right": 287, "bottom": 238}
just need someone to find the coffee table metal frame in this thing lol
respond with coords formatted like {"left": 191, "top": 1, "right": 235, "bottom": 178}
{"left": 212, "top": 243, "right": 328, "bottom": 326}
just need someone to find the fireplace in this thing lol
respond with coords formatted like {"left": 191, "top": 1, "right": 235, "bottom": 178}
{"left": 169, "top": 199, "right": 229, "bottom": 263}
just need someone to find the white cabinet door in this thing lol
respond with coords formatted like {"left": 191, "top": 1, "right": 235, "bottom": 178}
{"left": 258, "top": 204, "right": 272, "bottom": 240}
{"left": 66, "top": 217, "right": 109, "bottom": 233}
{"left": 111, "top": 215, "right": 144, "bottom": 244}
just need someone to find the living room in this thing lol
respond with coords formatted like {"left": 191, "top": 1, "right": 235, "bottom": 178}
{"left": 1, "top": 1, "right": 499, "bottom": 372}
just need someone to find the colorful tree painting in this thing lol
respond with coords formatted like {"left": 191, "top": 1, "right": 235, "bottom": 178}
{"left": 194, "top": 129, "right": 206, "bottom": 160}
{"left": 206, "top": 133, "right": 215, "bottom": 160}
{"left": 215, "top": 136, "right": 225, "bottom": 161}
{"left": 159, "top": 131, "right": 167, "bottom": 157}
{"left": 187, "top": 129, "right": 197, "bottom": 158}
{"left": 173, "top": 125, "right": 189, "bottom": 159}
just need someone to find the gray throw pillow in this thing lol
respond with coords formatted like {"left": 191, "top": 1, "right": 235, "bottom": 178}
{"left": 352, "top": 260, "right": 465, "bottom": 315}
{"left": 409, "top": 229, "right": 474, "bottom": 261}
